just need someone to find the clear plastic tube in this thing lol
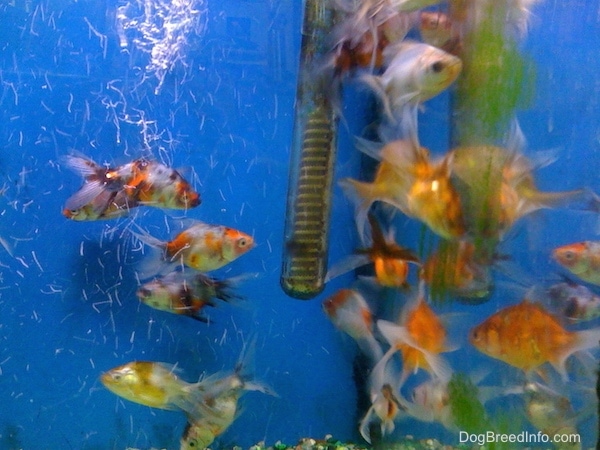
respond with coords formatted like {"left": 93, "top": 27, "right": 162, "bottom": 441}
{"left": 280, "top": 0, "right": 338, "bottom": 299}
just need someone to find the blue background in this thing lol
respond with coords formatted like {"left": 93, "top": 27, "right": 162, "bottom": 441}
{"left": 0, "top": 0, "right": 599, "bottom": 448}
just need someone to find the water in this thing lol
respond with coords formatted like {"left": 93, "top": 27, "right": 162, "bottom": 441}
{"left": 0, "top": 0, "right": 599, "bottom": 449}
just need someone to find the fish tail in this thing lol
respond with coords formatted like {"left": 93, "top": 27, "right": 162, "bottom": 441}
{"left": 339, "top": 177, "right": 377, "bottom": 241}
{"left": 127, "top": 223, "right": 172, "bottom": 279}
{"left": 526, "top": 188, "right": 585, "bottom": 209}
{"left": 555, "top": 327, "right": 600, "bottom": 380}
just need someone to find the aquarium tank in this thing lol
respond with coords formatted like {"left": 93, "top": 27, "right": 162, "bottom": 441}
{"left": 1, "top": 0, "right": 600, "bottom": 449}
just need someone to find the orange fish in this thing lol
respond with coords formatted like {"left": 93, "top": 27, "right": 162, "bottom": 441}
{"left": 323, "top": 288, "right": 383, "bottom": 364}
{"left": 133, "top": 221, "right": 254, "bottom": 275}
{"left": 326, "top": 214, "right": 419, "bottom": 288}
{"left": 341, "top": 139, "right": 465, "bottom": 240}
{"left": 376, "top": 287, "right": 452, "bottom": 387}
{"left": 469, "top": 299, "right": 600, "bottom": 377}
{"left": 340, "top": 139, "right": 422, "bottom": 240}
{"left": 552, "top": 241, "right": 600, "bottom": 286}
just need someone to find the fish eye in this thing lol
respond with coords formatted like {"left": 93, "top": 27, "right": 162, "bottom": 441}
{"left": 169, "top": 172, "right": 178, "bottom": 181}
{"left": 562, "top": 250, "right": 575, "bottom": 261}
{"left": 238, "top": 238, "right": 248, "bottom": 247}
{"left": 138, "top": 288, "right": 152, "bottom": 298}
{"left": 431, "top": 61, "right": 445, "bottom": 73}
{"left": 187, "top": 439, "right": 198, "bottom": 448}
{"left": 470, "top": 329, "right": 480, "bottom": 342}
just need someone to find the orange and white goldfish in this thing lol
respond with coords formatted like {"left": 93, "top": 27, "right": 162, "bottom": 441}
{"left": 100, "top": 361, "right": 203, "bottom": 413}
{"left": 553, "top": 242, "right": 600, "bottom": 287}
{"left": 63, "top": 154, "right": 200, "bottom": 220}
{"left": 361, "top": 41, "right": 462, "bottom": 122}
{"left": 548, "top": 280, "right": 600, "bottom": 322}
{"left": 469, "top": 299, "right": 600, "bottom": 378}
{"left": 132, "top": 221, "right": 254, "bottom": 275}
{"left": 136, "top": 271, "right": 246, "bottom": 321}
{"left": 323, "top": 288, "right": 383, "bottom": 364}
{"left": 359, "top": 383, "right": 404, "bottom": 444}
{"left": 326, "top": 214, "right": 419, "bottom": 288}
{"left": 375, "top": 285, "right": 453, "bottom": 387}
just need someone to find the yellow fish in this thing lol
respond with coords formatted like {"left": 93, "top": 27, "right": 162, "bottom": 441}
{"left": 100, "top": 361, "right": 201, "bottom": 413}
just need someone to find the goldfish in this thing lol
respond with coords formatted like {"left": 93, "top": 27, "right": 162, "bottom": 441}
{"left": 553, "top": 242, "right": 600, "bottom": 286}
{"left": 375, "top": 285, "right": 453, "bottom": 387}
{"left": 421, "top": 240, "right": 493, "bottom": 301}
{"left": 405, "top": 151, "right": 466, "bottom": 239}
{"left": 469, "top": 299, "right": 600, "bottom": 378}
{"left": 100, "top": 361, "right": 203, "bottom": 413}
{"left": 340, "top": 139, "right": 465, "bottom": 240}
{"left": 361, "top": 41, "right": 462, "bottom": 122}
{"left": 63, "top": 154, "right": 200, "bottom": 220}
{"left": 63, "top": 188, "right": 138, "bottom": 221}
{"left": 451, "top": 145, "right": 583, "bottom": 259}
{"left": 359, "top": 383, "right": 404, "bottom": 443}
{"left": 124, "top": 159, "right": 200, "bottom": 209}
{"left": 132, "top": 221, "right": 254, "bottom": 275}
{"left": 323, "top": 288, "right": 383, "bottom": 364}
{"left": 180, "top": 340, "right": 274, "bottom": 449}
{"left": 548, "top": 280, "right": 600, "bottom": 322}
{"left": 418, "top": 11, "right": 461, "bottom": 54}
{"left": 522, "top": 381, "right": 580, "bottom": 447}
{"left": 326, "top": 214, "right": 419, "bottom": 288}
{"left": 136, "top": 271, "right": 246, "bottom": 321}
{"left": 340, "top": 139, "right": 424, "bottom": 240}
{"left": 329, "top": 7, "right": 410, "bottom": 77}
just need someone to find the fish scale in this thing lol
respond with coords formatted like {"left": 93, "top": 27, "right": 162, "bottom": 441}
{"left": 282, "top": 106, "right": 337, "bottom": 298}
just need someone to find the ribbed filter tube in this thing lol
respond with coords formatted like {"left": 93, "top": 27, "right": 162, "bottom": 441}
{"left": 281, "top": 0, "right": 338, "bottom": 299}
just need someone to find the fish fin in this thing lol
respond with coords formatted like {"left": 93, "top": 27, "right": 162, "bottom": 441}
{"left": 339, "top": 177, "right": 376, "bottom": 241}
{"left": 377, "top": 319, "right": 453, "bottom": 383}
{"left": 354, "top": 137, "right": 384, "bottom": 161}
{"left": 64, "top": 181, "right": 112, "bottom": 211}
{"left": 356, "top": 334, "right": 384, "bottom": 366}
{"left": 128, "top": 223, "right": 173, "bottom": 279}
{"left": 554, "top": 327, "right": 600, "bottom": 380}
{"left": 325, "top": 254, "right": 371, "bottom": 283}
{"left": 358, "top": 404, "right": 377, "bottom": 444}
{"left": 360, "top": 73, "right": 396, "bottom": 123}
{"left": 61, "top": 154, "right": 103, "bottom": 178}
{"left": 0, "top": 236, "right": 13, "bottom": 257}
